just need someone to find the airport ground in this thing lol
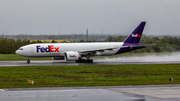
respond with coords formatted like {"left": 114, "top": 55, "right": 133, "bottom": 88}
{"left": 0, "top": 52, "right": 180, "bottom": 88}
{"left": 0, "top": 53, "right": 180, "bottom": 100}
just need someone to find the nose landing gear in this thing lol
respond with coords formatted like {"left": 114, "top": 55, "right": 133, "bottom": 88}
{"left": 27, "top": 59, "right": 30, "bottom": 64}
{"left": 25, "top": 57, "right": 30, "bottom": 64}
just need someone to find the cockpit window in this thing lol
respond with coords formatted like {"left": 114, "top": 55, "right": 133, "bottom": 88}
{"left": 19, "top": 48, "right": 23, "bottom": 50}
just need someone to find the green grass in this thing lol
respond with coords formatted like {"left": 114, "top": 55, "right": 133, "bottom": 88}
{"left": 0, "top": 64, "right": 180, "bottom": 88}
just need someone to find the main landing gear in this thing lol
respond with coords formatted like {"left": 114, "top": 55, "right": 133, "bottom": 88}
{"left": 76, "top": 57, "right": 93, "bottom": 63}
{"left": 76, "top": 59, "right": 93, "bottom": 63}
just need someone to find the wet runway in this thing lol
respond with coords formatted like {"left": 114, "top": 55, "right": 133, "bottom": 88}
{"left": 0, "top": 59, "right": 180, "bottom": 67}
{"left": 1, "top": 85, "right": 180, "bottom": 101}
{"left": 2, "top": 53, "right": 180, "bottom": 67}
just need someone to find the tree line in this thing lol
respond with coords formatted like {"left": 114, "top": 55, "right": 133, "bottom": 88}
{"left": 0, "top": 38, "right": 42, "bottom": 54}
{"left": 105, "top": 35, "right": 180, "bottom": 53}
{"left": 0, "top": 36, "right": 180, "bottom": 54}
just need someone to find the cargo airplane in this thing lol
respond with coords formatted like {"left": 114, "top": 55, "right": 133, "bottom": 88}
{"left": 16, "top": 22, "right": 147, "bottom": 63}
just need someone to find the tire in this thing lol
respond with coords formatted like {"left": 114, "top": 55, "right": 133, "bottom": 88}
{"left": 27, "top": 59, "right": 30, "bottom": 64}
{"left": 76, "top": 59, "right": 83, "bottom": 63}
{"left": 90, "top": 60, "right": 93, "bottom": 63}
{"left": 87, "top": 59, "right": 93, "bottom": 63}
{"left": 82, "top": 59, "right": 87, "bottom": 63}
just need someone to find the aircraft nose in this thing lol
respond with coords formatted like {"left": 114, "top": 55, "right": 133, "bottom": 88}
{"left": 15, "top": 50, "right": 19, "bottom": 54}
{"left": 15, "top": 50, "right": 21, "bottom": 55}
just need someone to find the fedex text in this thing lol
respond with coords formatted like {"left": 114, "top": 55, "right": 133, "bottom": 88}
{"left": 132, "top": 33, "right": 141, "bottom": 37}
{"left": 70, "top": 55, "right": 77, "bottom": 58}
{"left": 36, "top": 45, "right": 59, "bottom": 53}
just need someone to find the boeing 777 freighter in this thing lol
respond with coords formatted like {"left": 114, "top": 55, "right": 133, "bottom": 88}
{"left": 16, "top": 22, "right": 147, "bottom": 63}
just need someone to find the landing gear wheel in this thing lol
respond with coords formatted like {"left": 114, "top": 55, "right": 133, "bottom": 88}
{"left": 82, "top": 59, "right": 93, "bottom": 63}
{"left": 75, "top": 58, "right": 93, "bottom": 63}
{"left": 27, "top": 59, "right": 30, "bottom": 64}
{"left": 76, "top": 60, "right": 81, "bottom": 63}
{"left": 89, "top": 59, "right": 93, "bottom": 63}
{"left": 75, "top": 59, "right": 82, "bottom": 63}
{"left": 87, "top": 59, "right": 93, "bottom": 63}
{"left": 82, "top": 59, "right": 86, "bottom": 63}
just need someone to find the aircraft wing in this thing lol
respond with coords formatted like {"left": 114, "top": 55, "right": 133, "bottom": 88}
{"left": 79, "top": 44, "right": 151, "bottom": 53}
{"left": 79, "top": 47, "right": 119, "bottom": 53}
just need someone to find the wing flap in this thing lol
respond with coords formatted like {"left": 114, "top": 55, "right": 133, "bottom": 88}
{"left": 121, "top": 44, "right": 155, "bottom": 48}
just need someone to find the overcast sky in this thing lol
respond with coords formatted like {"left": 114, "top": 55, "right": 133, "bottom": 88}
{"left": 0, "top": 0, "right": 180, "bottom": 35}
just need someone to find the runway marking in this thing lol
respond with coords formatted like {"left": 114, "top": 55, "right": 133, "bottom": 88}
{"left": 0, "top": 89, "right": 5, "bottom": 91}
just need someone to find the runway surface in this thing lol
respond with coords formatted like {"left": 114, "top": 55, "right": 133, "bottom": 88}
{"left": 2, "top": 53, "right": 180, "bottom": 66}
{"left": 1, "top": 85, "right": 180, "bottom": 101}
{"left": 0, "top": 59, "right": 180, "bottom": 67}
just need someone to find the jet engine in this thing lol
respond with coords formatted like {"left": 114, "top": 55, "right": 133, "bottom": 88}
{"left": 52, "top": 56, "right": 64, "bottom": 60}
{"left": 64, "top": 51, "right": 80, "bottom": 61}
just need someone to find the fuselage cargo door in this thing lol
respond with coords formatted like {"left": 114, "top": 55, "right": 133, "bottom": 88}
{"left": 30, "top": 47, "right": 34, "bottom": 55}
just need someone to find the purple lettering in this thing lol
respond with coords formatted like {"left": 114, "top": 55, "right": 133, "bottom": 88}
{"left": 46, "top": 46, "right": 50, "bottom": 52}
{"left": 41, "top": 47, "right": 45, "bottom": 53}
{"left": 36, "top": 45, "right": 58, "bottom": 53}
{"left": 36, "top": 46, "right": 41, "bottom": 52}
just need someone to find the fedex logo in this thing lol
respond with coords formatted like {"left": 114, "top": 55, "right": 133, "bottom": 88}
{"left": 132, "top": 33, "right": 141, "bottom": 37}
{"left": 36, "top": 45, "right": 59, "bottom": 53}
{"left": 70, "top": 55, "right": 77, "bottom": 58}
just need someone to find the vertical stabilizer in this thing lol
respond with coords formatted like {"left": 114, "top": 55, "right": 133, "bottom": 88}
{"left": 124, "top": 22, "right": 146, "bottom": 43}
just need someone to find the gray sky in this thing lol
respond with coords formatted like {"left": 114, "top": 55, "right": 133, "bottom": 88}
{"left": 0, "top": 0, "right": 180, "bottom": 35}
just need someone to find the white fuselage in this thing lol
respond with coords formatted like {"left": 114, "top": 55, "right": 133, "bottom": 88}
{"left": 16, "top": 42, "right": 123, "bottom": 57}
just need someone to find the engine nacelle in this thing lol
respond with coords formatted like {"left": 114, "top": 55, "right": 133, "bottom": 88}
{"left": 64, "top": 51, "right": 80, "bottom": 61}
{"left": 52, "top": 56, "right": 64, "bottom": 60}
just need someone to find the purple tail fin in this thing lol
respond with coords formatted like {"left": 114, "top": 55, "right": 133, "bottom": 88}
{"left": 124, "top": 22, "right": 146, "bottom": 43}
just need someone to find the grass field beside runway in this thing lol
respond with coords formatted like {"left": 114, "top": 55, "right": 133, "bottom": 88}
{"left": 0, "top": 64, "right": 180, "bottom": 88}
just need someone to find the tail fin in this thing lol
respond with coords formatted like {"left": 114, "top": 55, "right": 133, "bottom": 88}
{"left": 124, "top": 22, "right": 146, "bottom": 43}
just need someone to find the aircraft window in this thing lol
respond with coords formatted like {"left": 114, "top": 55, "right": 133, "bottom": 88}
{"left": 19, "top": 48, "right": 23, "bottom": 50}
